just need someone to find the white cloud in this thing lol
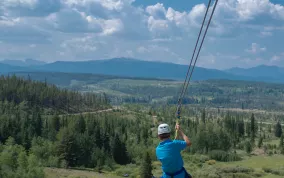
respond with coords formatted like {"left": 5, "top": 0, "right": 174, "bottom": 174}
{"left": 260, "top": 31, "right": 272, "bottom": 37}
{"left": 0, "top": 0, "right": 284, "bottom": 68}
{"left": 1, "top": 0, "right": 61, "bottom": 17}
{"left": 146, "top": 3, "right": 166, "bottom": 19}
{"left": 101, "top": 19, "right": 124, "bottom": 35}
{"left": 0, "top": 17, "right": 51, "bottom": 43}
{"left": 47, "top": 9, "right": 94, "bottom": 33}
{"left": 271, "top": 55, "right": 280, "bottom": 62}
{"left": 137, "top": 46, "right": 149, "bottom": 53}
{"left": 188, "top": 3, "right": 206, "bottom": 27}
{"left": 270, "top": 53, "right": 284, "bottom": 63}
{"left": 246, "top": 43, "right": 267, "bottom": 54}
{"left": 234, "top": 0, "right": 284, "bottom": 21}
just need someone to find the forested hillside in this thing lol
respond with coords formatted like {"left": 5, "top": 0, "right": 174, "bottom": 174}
{"left": 7, "top": 72, "right": 284, "bottom": 111}
{"left": 84, "top": 78, "right": 284, "bottom": 111}
{"left": 0, "top": 75, "right": 110, "bottom": 114}
{"left": 0, "top": 76, "right": 110, "bottom": 177}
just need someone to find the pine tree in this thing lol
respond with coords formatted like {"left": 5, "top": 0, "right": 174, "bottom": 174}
{"left": 201, "top": 109, "right": 206, "bottom": 124}
{"left": 250, "top": 113, "right": 257, "bottom": 142}
{"left": 274, "top": 121, "right": 283, "bottom": 138}
{"left": 279, "top": 135, "right": 283, "bottom": 149}
{"left": 137, "top": 131, "right": 141, "bottom": 144}
{"left": 280, "top": 135, "right": 284, "bottom": 155}
{"left": 140, "top": 151, "right": 153, "bottom": 178}
{"left": 246, "top": 122, "right": 251, "bottom": 137}
{"left": 245, "top": 140, "right": 252, "bottom": 154}
{"left": 237, "top": 119, "right": 245, "bottom": 137}
{"left": 268, "top": 125, "right": 272, "bottom": 133}
{"left": 112, "top": 134, "right": 130, "bottom": 165}
{"left": 95, "top": 127, "right": 102, "bottom": 149}
{"left": 51, "top": 115, "right": 60, "bottom": 132}
{"left": 142, "top": 127, "right": 149, "bottom": 145}
{"left": 57, "top": 128, "right": 78, "bottom": 167}
{"left": 76, "top": 115, "right": 86, "bottom": 133}
{"left": 258, "top": 137, "right": 263, "bottom": 148}
{"left": 103, "top": 132, "right": 111, "bottom": 153}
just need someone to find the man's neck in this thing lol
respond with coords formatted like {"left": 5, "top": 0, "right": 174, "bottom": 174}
{"left": 161, "top": 138, "right": 171, "bottom": 142}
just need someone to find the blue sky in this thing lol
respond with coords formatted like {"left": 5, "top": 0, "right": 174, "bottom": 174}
{"left": 0, "top": 0, "right": 284, "bottom": 69}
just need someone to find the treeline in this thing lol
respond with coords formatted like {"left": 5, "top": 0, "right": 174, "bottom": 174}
{"left": 92, "top": 78, "right": 284, "bottom": 111}
{"left": 0, "top": 109, "right": 153, "bottom": 176}
{"left": 0, "top": 75, "right": 110, "bottom": 114}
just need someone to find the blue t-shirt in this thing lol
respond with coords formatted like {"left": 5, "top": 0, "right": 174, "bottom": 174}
{"left": 156, "top": 139, "right": 187, "bottom": 178}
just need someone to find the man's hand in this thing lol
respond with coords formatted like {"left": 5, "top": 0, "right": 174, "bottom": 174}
{"left": 175, "top": 123, "right": 191, "bottom": 147}
{"left": 175, "top": 123, "right": 181, "bottom": 131}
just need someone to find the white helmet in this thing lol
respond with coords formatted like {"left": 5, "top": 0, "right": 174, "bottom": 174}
{"left": 158, "top": 123, "right": 171, "bottom": 135}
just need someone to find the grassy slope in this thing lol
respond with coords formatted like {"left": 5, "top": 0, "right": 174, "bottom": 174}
{"left": 44, "top": 168, "right": 120, "bottom": 178}
{"left": 44, "top": 154, "right": 284, "bottom": 178}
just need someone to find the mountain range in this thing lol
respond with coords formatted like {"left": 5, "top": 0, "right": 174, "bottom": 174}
{"left": 0, "top": 58, "right": 283, "bottom": 83}
{"left": 0, "top": 58, "right": 46, "bottom": 67}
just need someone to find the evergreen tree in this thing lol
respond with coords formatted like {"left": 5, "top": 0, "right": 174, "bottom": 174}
{"left": 245, "top": 140, "right": 252, "bottom": 154}
{"left": 280, "top": 135, "right": 284, "bottom": 155}
{"left": 95, "top": 127, "right": 102, "bottom": 149}
{"left": 103, "top": 132, "right": 111, "bottom": 153}
{"left": 268, "top": 125, "right": 272, "bottom": 133}
{"left": 279, "top": 135, "right": 283, "bottom": 149}
{"left": 250, "top": 113, "right": 257, "bottom": 142}
{"left": 140, "top": 151, "right": 153, "bottom": 178}
{"left": 237, "top": 119, "right": 245, "bottom": 137}
{"left": 57, "top": 128, "right": 78, "bottom": 167}
{"left": 142, "top": 127, "right": 149, "bottom": 145}
{"left": 246, "top": 122, "right": 251, "bottom": 137}
{"left": 201, "top": 108, "right": 206, "bottom": 124}
{"left": 274, "top": 121, "right": 283, "bottom": 138}
{"left": 76, "top": 115, "right": 86, "bottom": 134}
{"left": 258, "top": 137, "right": 263, "bottom": 148}
{"left": 137, "top": 131, "right": 141, "bottom": 144}
{"left": 51, "top": 115, "right": 60, "bottom": 132}
{"left": 112, "top": 135, "right": 130, "bottom": 165}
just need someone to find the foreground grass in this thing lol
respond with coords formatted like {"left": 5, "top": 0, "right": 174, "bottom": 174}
{"left": 45, "top": 168, "right": 120, "bottom": 178}
{"left": 44, "top": 155, "right": 284, "bottom": 178}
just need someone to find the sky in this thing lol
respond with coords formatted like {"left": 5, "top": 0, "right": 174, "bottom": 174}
{"left": 0, "top": 0, "right": 284, "bottom": 69}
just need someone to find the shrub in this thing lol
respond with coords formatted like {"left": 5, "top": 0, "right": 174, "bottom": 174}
{"left": 209, "top": 150, "right": 241, "bottom": 162}
{"left": 262, "top": 167, "right": 284, "bottom": 176}
{"left": 219, "top": 166, "right": 253, "bottom": 173}
{"left": 206, "top": 160, "right": 216, "bottom": 165}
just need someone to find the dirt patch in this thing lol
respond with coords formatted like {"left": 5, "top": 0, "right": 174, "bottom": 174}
{"left": 252, "top": 148, "right": 266, "bottom": 156}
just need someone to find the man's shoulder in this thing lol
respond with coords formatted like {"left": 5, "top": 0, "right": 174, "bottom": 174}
{"left": 173, "top": 140, "right": 186, "bottom": 143}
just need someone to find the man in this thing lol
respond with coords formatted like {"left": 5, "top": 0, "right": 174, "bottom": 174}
{"left": 156, "top": 123, "right": 192, "bottom": 178}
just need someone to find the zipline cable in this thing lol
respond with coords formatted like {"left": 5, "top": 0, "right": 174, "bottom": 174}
{"left": 176, "top": 0, "right": 212, "bottom": 109}
{"left": 174, "top": 0, "right": 219, "bottom": 139}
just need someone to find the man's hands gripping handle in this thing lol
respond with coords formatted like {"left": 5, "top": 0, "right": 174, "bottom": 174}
{"left": 175, "top": 123, "right": 192, "bottom": 147}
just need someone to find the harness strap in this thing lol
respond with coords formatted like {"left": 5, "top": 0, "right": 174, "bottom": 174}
{"left": 164, "top": 167, "right": 185, "bottom": 178}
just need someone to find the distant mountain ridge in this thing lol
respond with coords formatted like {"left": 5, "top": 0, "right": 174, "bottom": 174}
{"left": 34, "top": 58, "right": 245, "bottom": 81}
{"left": 0, "top": 58, "right": 46, "bottom": 67}
{"left": 1, "top": 58, "right": 284, "bottom": 83}
{"left": 225, "top": 65, "right": 284, "bottom": 78}
{"left": 0, "top": 63, "right": 29, "bottom": 74}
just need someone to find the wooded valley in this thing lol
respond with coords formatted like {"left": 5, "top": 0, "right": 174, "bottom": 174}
{"left": 0, "top": 75, "right": 283, "bottom": 178}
